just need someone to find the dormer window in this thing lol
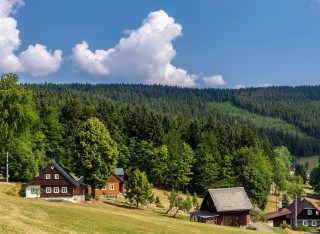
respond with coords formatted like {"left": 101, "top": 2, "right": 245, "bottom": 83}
{"left": 54, "top": 174, "right": 59, "bottom": 179}
{"left": 45, "top": 174, "right": 50, "bottom": 179}
{"left": 308, "top": 210, "right": 312, "bottom": 215}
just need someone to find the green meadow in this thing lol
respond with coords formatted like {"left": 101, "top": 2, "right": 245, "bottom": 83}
{"left": 0, "top": 183, "right": 262, "bottom": 234}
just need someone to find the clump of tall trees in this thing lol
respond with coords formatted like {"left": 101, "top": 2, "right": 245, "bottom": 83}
{"left": 0, "top": 73, "right": 308, "bottom": 210}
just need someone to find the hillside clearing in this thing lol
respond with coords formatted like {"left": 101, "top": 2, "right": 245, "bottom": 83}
{"left": 0, "top": 183, "right": 261, "bottom": 234}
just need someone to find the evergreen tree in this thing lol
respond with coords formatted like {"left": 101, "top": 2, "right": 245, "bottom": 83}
{"left": 282, "top": 193, "right": 289, "bottom": 208}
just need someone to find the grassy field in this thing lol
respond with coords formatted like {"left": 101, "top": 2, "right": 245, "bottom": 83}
{"left": 297, "top": 155, "right": 319, "bottom": 172}
{"left": 0, "top": 182, "right": 263, "bottom": 234}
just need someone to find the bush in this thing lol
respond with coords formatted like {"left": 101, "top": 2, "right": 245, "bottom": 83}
{"left": 259, "top": 213, "right": 267, "bottom": 222}
{"left": 279, "top": 223, "right": 291, "bottom": 229}
{"left": 292, "top": 225, "right": 312, "bottom": 232}
{"left": 246, "top": 225, "right": 257, "bottom": 230}
{"left": 156, "top": 203, "right": 165, "bottom": 208}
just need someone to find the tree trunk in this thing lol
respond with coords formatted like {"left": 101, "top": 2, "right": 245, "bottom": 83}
{"left": 165, "top": 205, "right": 173, "bottom": 214}
{"left": 91, "top": 184, "right": 96, "bottom": 199}
{"left": 136, "top": 201, "right": 139, "bottom": 208}
{"left": 173, "top": 208, "right": 180, "bottom": 218}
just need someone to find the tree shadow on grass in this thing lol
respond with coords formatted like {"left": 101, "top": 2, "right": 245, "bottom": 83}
{"left": 306, "top": 191, "right": 320, "bottom": 200}
{"left": 103, "top": 200, "right": 137, "bottom": 210}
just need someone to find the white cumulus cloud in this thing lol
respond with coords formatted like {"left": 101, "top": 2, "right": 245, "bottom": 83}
{"left": 72, "top": 10, "right": 198, "bottom": 87}
{"left": 203, "top": 75, "right": 226, "bottom": 86}
{"left": 234, "top": 84, "right": 246, "bottom": 89}
{"left": 0, "top": 0, "right": 62, "bottom": 76}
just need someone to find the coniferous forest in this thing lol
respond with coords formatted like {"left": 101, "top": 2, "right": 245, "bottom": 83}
{"left": 1, "top": 73, "right": 320, "bottom": 209}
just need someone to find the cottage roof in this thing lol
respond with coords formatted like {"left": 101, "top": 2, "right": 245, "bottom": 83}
{"left": 52, "top": 160, "right": 81, "bottom": 187}
{"left": 115, "top": 168, "right": 124, "bottom": 176}
{"left": 207, "top": 187, "right": 253, "bottom": 212}
{"left": 26, "top": 160, "right": 83, "bottom": 187}
{"left": 266, "top": 208, "right": 292, "bottom": 220}
{"left": 266, "top": 197, "right": 320, "bottom": 220}
{"left": 286, "top": 197, "right": 320, "bottom": 217}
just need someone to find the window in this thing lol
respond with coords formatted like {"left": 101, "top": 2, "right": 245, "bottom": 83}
{"left": 109, "top": 184, "right": 114, "bottom": 190}
{"left": 312, "top": 220, "right": 317, "bottom": 227}
{"left": 31, "top": 188, "right": 38, "bottom": 194}
{"left": 62, "top": 187, "right": 67, "bottom": 193}
{"left": 308, "top": 210, "right": 312, "bottom": 215}
{"left": 54, "top": 174, "right": 59, "bottom": 179}
{"left": 102, "top": 186, "right": 106, "bottom": 190}
{"left": 303, "top": 220, "right": 308, "bottom": 226}
{"left": 45, "top": 174, "right": 50, "bottom": 179}
{"left": 46, "top": 187, "right": 51, "bottom": 193}
{"left": 54, "top": 187, "right": 59, "bottom": 193}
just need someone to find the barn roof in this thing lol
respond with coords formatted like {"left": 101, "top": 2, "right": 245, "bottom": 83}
{"left": 207, "top": 187, "right": 253, "bottom": 212}
{"left": 115, "top": 168, "right": 124, "bottom": 176}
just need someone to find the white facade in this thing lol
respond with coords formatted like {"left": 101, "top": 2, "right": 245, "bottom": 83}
{"left": 25, "top": 185, "right": 41, "bottom": 198}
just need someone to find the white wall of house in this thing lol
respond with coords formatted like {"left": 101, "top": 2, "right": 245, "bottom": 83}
{"left": 25, "top": 185, "right": 41, "bottom": 198}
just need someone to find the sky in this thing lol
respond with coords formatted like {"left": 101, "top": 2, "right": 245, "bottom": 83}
{"left": 1, "top": 0, "right": 320, "bottom": 88}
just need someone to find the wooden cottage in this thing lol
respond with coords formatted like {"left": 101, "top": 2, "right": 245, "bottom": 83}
{"left": 25, "top": 159, "right": 86, "bottom": 202}
{"left": 190, "top": 187, "right": 253, "bottom": 226}
{"left": 267, "top": 196, "right": 320, "bottom": 227}
{"left": 88, "top": 168, "right": 124, "bottom": 198}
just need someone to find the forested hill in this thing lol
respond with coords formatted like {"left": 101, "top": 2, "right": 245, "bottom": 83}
{"left": 26, "top": 83, "right": 320, "bottom": 156}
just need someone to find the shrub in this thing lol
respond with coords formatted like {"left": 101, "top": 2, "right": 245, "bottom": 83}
{"left": 156, "top": 203, "right": 165, "bottom": 208}
{"left": 279, "top": 223, "right": 291, "bottom": 229}
{"left": 292, "top": 225, "right": 312, "bottom": 232}
{"left": 246, "top": 225, "right": 257, "bottom": 230}
{"left": 259, "top": 213, "right": 267, "bottom": 222}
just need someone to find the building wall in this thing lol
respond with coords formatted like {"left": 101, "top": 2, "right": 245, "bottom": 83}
{"left": 221, "top": 212, "right": 250, "bottom": 226}
{"left": 88, "top": 174, "right": 123, "bottom": 196}
{"left": 25, "top": 185, "right": 40, "bottom": 198}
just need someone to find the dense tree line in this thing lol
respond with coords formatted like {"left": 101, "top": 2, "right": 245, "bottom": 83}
{"left": 0, "top": 74, "right": 309, "bottom": 210}
{"left": 25, "top": 83, "right": 320, "bottom": 156}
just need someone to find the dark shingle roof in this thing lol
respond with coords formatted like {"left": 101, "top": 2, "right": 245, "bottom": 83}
{"left": 266, "top": 208, "right": 292, "bottom": 220}
{"left": 26, "top": 159, "right": 83, "bottom": 187}
{"left": 52, "top": 160, "right": 80, "bottom": 187}
{"left": 208, "top": 187, "right": 253, "bottom": 212}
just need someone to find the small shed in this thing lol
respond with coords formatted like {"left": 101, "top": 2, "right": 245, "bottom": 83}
{"left": 190, "top": 187, "right": 253, "bottom": 226}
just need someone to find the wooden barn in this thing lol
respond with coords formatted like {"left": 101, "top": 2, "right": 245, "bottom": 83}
{"left": 88, "top": 168, "right": 124, "bottom": 198}
{"left": 190, "top": 187, "right": 253, "bottom": 226}
{"left": 25, "top": 159, "right": 86, "bottom": 202}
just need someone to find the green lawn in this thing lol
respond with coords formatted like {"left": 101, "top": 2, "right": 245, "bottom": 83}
{"left": 297, "top": 155, "right": 319, "bottom": 172}
{"left": 0, "top": 182, "right": 262, "bottom": 234}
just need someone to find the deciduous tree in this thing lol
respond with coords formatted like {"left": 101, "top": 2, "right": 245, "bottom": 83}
{"left": 124, "top": 169, "right": 153, "bottom": 208}
{"left": 73, "top": 117, "right": 118, "bottom": 198}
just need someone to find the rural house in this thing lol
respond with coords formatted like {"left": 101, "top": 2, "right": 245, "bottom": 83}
{"left": 88, "top": 168, "right": 124, "bottom": 198}
{"left": 190, "top": 187, "right": 253, "bottom": 226}
{"left": 25, "top": 159, "right": 86, "bottom": 202}
{"left": 266, "top": 196, "right": 320, "bottom": 227}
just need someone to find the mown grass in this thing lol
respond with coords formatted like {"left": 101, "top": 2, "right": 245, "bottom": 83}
{"left": 0, "top": 182, "right": 263, "bottom": 234}
{"left": 297, "top": 155, "right": 319, "bottom": 172}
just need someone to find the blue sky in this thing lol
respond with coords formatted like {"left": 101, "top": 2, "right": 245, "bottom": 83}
{"left": 1, "top": 0, "right": 320, "bottom": 88}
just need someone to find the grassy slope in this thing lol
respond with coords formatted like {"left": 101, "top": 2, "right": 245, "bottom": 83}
{"left": 297, "top": 155, "right": 319, "bottom": 173}
{"left": 0, "top": 183, "right": 261, "bottom": 234}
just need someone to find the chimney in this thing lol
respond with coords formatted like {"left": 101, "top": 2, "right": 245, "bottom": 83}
{"left": 299, "top": 195, "right": 306, "bottom": 202}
